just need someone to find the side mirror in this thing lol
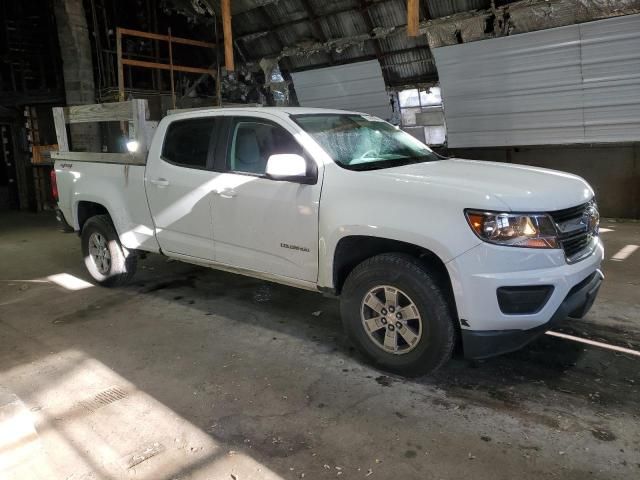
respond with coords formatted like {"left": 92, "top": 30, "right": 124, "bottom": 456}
{"left": 265, "top": 154, "right": 317, "bottom": 184}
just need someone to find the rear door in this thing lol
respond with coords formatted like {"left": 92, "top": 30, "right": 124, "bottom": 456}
{"left": 145, "top": 116, "right": 221, "bottom": 260}
{"left": 210, "top": 115, "right": 322, "bottom": 282}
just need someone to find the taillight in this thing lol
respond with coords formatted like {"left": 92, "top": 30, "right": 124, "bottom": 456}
{"left": 50, "top": 169, "right": 59, "bottom": 202}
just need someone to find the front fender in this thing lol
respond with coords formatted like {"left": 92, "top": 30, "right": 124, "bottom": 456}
{"left": 317, "top": 164, "right": 483, "bottom": 289}
{"left": 318, "top": 224, "right": 480, "bottom": 289}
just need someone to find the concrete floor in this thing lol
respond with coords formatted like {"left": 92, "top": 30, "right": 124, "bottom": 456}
{"left": 0, "top": 212, "right": 638, "bottom": 480}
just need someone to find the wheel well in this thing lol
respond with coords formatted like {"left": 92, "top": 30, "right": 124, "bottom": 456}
{"left": 333, "top": 236, "right": 458, "bottom": 318}
{"left": 76, "top": 201, "right": 110, "bottom": 232}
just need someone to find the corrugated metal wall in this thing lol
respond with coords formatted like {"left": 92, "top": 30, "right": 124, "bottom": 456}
{"left": 432, "top": 14, "right": 640, "bottom": 148}
{"left": 291, "top": 60, "right": 392, "bottom": 119}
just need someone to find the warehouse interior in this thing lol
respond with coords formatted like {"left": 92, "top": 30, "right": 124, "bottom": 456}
{"left": 1, "top": 1, "right": 639, "bottom": 479}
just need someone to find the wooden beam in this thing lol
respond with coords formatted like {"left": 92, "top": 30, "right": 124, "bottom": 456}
{"left": 221, "top": 0, "right": 234, "bottom": 71}
{"left": 117, "top": 27, "right": 215, "bottom": 48}
{"left": 407, "top": 0, "right": 419, "bottom": 37}
{"left": 168, "top": 28, "right": 176, "bottom": 109}
{"left": 117, "top": 28, "right": 125, "bottom": 101}
{"left": 52, "top": 107, "right": 69, "bottom": 153}
{"left": 50, "top": 152, "right": 145, "bottom": 165}
{"left": 116, "top": 26, "right": 217, "bottom": 101}
{"left": 130, "top": 99, "right": 149, "bottom": 155}
{"left": 63, "top": 102, "right": 134, "bottom": 124}
{"left": 121, "top": 58, "right": 216, "bottom": 76}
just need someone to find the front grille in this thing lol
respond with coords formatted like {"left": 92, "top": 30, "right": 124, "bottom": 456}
{"left": 549, "top": 201, "right": 598, "bottom": 261}
{"left": 549, "top": 203, "right": 589, "bottom": 223}
{"left": 560, "top": 230, "right": 591, "bottom": 258}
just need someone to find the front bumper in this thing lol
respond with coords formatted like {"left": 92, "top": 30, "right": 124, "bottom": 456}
{"left": 446, "top": 238, "right": 604, "bottom": 359}
{"left": 461, "top": 269, "right": 603, "bottom": 359}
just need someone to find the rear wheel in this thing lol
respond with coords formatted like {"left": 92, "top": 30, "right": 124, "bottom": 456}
{"left": 340, "top": 253, "right": 455, "bottom": 376}
{"left": 81, "top": 215, "right": 137, "bottom": 287}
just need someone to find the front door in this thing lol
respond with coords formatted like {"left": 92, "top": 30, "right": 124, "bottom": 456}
{"left": 211, "top": 116, "right": 321, "bottom": 282}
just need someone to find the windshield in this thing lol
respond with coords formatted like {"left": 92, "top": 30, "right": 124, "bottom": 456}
{"left": 292, "top": 114, "right": 442, "bottom": 171}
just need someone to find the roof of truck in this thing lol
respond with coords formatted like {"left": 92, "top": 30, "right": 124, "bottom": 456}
{"left": 166, "top": 106, "right": 367, "bottom": 118}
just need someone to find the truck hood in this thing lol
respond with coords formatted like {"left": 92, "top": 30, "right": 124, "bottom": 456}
{"left": 369, "top": 158, "right": 594, "bottom": 212}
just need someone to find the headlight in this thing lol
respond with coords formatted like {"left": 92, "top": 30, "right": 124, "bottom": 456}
{"left": 465, "top": 210, "right": 559, "bottom": 249}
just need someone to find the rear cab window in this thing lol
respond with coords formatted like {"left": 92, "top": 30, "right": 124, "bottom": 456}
{"left": 161, "top": 118, "right": 218, "bottom": 169}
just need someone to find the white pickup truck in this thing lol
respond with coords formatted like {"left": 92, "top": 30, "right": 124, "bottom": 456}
{"left": 54, "top": 106, "right": 604, "bottom": 374}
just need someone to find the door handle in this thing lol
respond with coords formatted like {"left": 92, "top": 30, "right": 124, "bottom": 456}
{"left": 150, "top": 178, "right": 169, "bottom": 187}
{"left": 215, "top": 188, "right": 237, "bottom": 198}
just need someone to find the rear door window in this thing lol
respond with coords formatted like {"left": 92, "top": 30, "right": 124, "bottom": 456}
{"left": 162, "top": 118, "right": 217, "bottom": 169}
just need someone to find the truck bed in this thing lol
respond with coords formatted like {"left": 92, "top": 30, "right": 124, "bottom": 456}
{"left": 55, "top": 161, "right": 160, "bottom": 253}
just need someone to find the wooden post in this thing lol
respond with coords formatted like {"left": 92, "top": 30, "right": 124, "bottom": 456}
{"left": 130, "top": 99, "right": 148, "bottom": 157}
{"left": 221, "top": 0, "right": 234, "bottom": 71}
{"left": 116, "top": 28, "right": 125, "bottom": 101}
{"left": 407, "top": 0, "right": 419, "bottom": 37}
{"left": 214, "top": 16, "right": 222, "bottom": 106}
{"left": 52, "top": 107, "right": 69, "bottom": 152}
{"left": 168, "top": 28, "right": 176, "bottom": 109}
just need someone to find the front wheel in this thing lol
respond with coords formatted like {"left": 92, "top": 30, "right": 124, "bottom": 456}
{"left": 340, "top": 253, "right": 456, "bottom": 376}
{"left": 81, "top": 215, "right": 137, "bottom": 287}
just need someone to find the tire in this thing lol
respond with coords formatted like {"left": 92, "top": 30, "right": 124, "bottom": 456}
{"left": 340, "top": 253, "right": 455, "bottom": 376}
{"left": 81, "top": 214, "right": 137, "bottom": 287}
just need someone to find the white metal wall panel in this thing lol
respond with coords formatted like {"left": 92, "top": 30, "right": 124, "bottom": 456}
{"left": 291, "top": 60, "right": 392, "bottom": 120}
{"left": 581, "top": 14, "right": 640, "bottom": 143}
{"left": 433, "top": 14, "right": 640, "bottom": 147}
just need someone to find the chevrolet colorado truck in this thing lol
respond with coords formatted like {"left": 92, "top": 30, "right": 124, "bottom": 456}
{"left": 53, "top": 107, "right": 604, "bottom": 375}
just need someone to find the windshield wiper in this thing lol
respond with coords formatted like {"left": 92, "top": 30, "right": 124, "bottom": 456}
{"left": 346, "top": 155, "right": 437, "bottom": 171}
